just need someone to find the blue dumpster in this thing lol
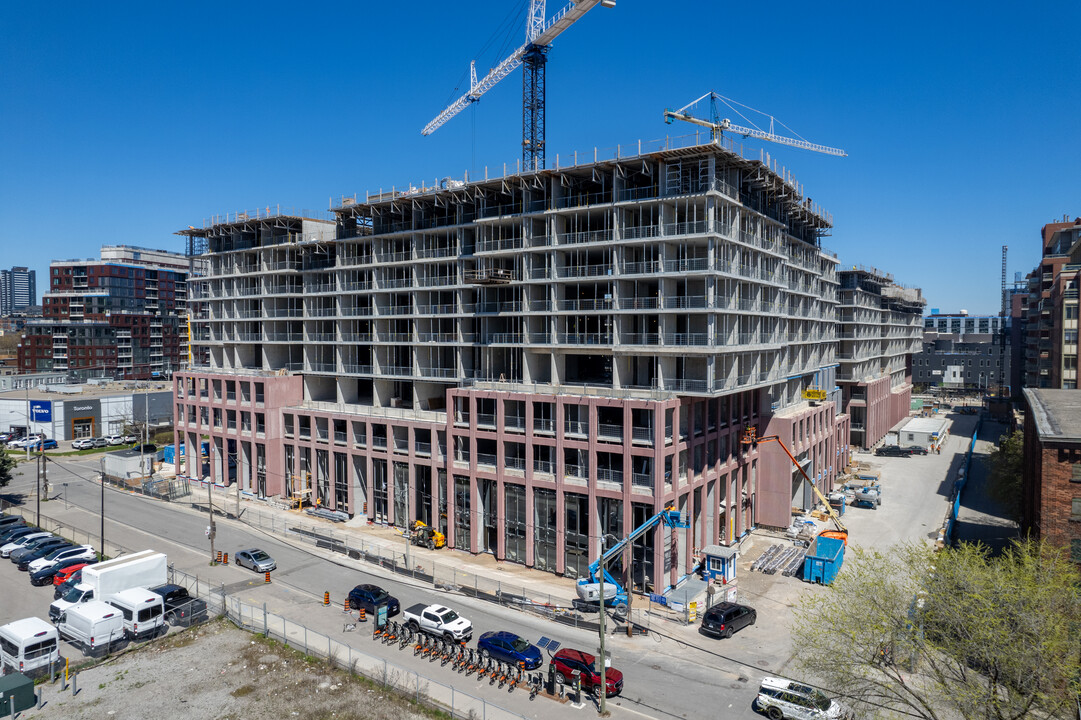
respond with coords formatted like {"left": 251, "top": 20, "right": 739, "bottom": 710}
{"left": 803, "top": 534, "right": 845, "bottom": 585}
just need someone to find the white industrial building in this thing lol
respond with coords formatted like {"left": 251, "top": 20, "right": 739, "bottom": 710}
{"left": 0, "top": 383, "right": 173, "bottom": 442}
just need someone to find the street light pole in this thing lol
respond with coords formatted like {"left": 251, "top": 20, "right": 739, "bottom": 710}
{"left": 99, "top": 457, "right": 106, "bottom": 559}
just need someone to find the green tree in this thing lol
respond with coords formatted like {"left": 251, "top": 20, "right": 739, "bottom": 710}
{"left": 986, "top": 429, "right": 1024, "bottom": 523}
{"left": 0, "top": 445, "right": 14, "bottom": 488}
{"left": 791, "top": 540, "right": 1081, "bottom": 720}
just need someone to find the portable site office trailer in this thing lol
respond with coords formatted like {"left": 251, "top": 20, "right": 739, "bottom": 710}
{"left": 0, "top": 617, "right": 59, "bottom": 677}
{"left": 108, "top": 588, "right": 164, "bottom": 640}
{"left": 57, "top": 601, "right": 125, "bottom": 656}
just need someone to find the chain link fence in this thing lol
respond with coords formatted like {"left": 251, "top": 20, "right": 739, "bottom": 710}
{"left": 0, "top": 502, "right": 131, "bottom": 560}
{"left": 167, "top": 566, "right": 530, "bottom": 720}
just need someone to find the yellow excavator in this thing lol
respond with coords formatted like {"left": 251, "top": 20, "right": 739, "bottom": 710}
{"left": 742, "top": 427, "right": 848, "bottom": 544}
{"left": 409, "top": 521, "right": 446, "bottom": 550}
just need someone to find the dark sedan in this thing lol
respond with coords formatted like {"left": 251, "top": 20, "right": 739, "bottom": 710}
{"left": 347, "top": 584, "right": 400, "bottom": 617}
{"left": 905, "top": 445, "right": 929, "bottom": 455}
{"left": 29, "top": 555, "right": 93, "bottom": 586}
{"left": 17, "top": 541, "right": 73, "bottom": 571}
{"left": 477, "top": 631, "right": 542, "bottom": 670}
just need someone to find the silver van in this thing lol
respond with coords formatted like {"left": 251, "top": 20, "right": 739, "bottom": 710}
{"left": 755, "top": 677, "right": 852, "bottom": 719}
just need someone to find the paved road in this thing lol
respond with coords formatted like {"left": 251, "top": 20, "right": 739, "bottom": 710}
{"left": 3, "top": 457, "right": 775, "bottom": 720}
{"left": 952, "top": 419, "right": 1020, "bottom": 552}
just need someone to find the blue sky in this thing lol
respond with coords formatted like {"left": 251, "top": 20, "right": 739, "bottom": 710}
{"left": 2, "top": 1, "right": 1078, "bottom": 314}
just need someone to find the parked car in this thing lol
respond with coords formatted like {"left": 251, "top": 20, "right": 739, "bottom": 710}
{"left": 52, "top": 562, "right": 92, "bottom": 587}
{"left": 91, "top": 437, "right": 110, "bottom": 448}
{"left": 874, "top": 445, "right": 911, "bottom": 457}
{"left": 30, "top": 556, "right": 95, "bottom": 586}
{"left": 0, "top": 514, "right": 25, "bottom": 529}
{"left": 55, "top": 572, "right": 84, "bottom": 600}
{"left": 28, "top": 544, "right": 96, "bottom": 574}
{"left": 235, "top": 548, "right": 277, "bottom": 573}
{"left": 904, "top": 445, "right": 929, "bottom": 455}
{"left": 104, "top": 435, "right": 125, "bottom": 446}
{"left": 347, "top": 584, "right": 400, "bottom": 616}
{"left": 700, "top": 602, "right": 757, "bottom": 639}
{"left": 755, "top": 676, "right": 852, "bottom": 719}
{"left": 550, "top": 648, "right": 623, "bottom": 696}
{"left": 121, "top": 434, "right": 139, "bottom": 444}
{"left": 71, "top": 438, "right": 95, "bottom": 450}
{"left": 20, "top": 438, "right": 58, "bottom": 451}
{"left": 6, "top": 435, "right": 42, "bottom": 450}
{"left": 1, "top": 532, "right": 53, "bottom": 558}
{"left": 17, "top": 541, "right": 73, "bottom": 570}
{"left": 0, "top": 524, "right": 34, "bottom": 544}
{"left": 476, "top": 631, "right": 542, "bottom": 670}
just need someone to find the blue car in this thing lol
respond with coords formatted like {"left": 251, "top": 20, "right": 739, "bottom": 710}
{"left": 477, "top": 631, "right": 542, "bottom": 670}
{"left": 27, "top": 439, "right": 58, "bottom": 450}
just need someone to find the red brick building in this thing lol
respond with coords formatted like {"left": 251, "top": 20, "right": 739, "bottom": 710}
{"left": 1021, "top": 388, "right": 1081, "bottom": 560}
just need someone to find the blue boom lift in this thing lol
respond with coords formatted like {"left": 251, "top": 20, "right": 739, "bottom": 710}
{"left": 575, "top": 507, "right": 688, "bottom": 617}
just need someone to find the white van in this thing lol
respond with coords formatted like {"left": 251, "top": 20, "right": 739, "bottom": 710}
{"left": 57, "top": 601, "right": 125, "bottom": 656}
{"left": 108, "top": 588, "right": 164, "bottom": 640}
{"left": 755, "top": 677, "right": 853, "bottom": 719}
{"left": 0, "top": 617, "right": 59, "bottom": 677}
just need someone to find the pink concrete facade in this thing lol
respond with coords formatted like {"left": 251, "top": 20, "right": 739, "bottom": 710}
{"left": 756, "top": 401, "right": 850, "bottom": 528}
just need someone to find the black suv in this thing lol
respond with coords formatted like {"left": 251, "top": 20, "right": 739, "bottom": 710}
{"left": 347, "top": 584, "right": 400, "bottom": 616}
{"left": 700, "top": 602, "right": 756, "bottom": 639}
{"left": 875, "top": 445, "right": 911, "bottom": 457}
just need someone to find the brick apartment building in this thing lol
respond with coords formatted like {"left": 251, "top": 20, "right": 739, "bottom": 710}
{"left": 173, "top": 137, "right": 921, "bottom": 588}
{"left": 18, "top": 246, "right": 193, "bottom": 381}
{"left": 1022, "top": 388, "right": 1081, "bottom": 560}
{"left": 1023, "top": 218, "right": 1081, "bottom": 389}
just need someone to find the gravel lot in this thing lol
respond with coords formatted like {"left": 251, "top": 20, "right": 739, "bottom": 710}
{"left": 25, "top": 619, "right": 434, "bottom": 720}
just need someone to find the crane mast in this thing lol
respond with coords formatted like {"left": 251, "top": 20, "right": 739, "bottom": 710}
{"left": 422, "top": 0, "right": 614, "bottom": 171}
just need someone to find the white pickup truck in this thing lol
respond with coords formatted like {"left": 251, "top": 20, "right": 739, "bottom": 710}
{"left": 402, "top": 603, "right": 473, "bottom": 642}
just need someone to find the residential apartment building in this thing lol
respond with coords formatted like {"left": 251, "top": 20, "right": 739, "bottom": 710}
{"left": 174, "top": 138, "right": 917, "bottom": 589}
{"left": 0, "top": 266, "right": 36, "bottom": 315}
{"left": 18, "top": 246, "right": 192, "bottom": 381}
{"left": 1023, "top": 218, "right": 1081, "bottom": 389}
{"left": 1022, "top": 388, "right": 1081, "bottom": 560}
{"left": 913, "top": 332, "right": 1008, "bottom": 393}
{"left": 835, "top": 267, "right": 925, "bottom": 449}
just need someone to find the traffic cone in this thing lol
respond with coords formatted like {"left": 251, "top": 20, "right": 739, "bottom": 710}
{"left": 358, "top": 607, "right": 366, "bottom": 622}
{"left": 323, "top": 591, "right": 330, "bottom": 607}
{"left": 264, "top": 571, "right": 271, "bottom": 584}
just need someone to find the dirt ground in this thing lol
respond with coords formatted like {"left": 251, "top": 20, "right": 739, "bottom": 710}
{"left": 25, "top": 619, "right": 437, "bottom": 720}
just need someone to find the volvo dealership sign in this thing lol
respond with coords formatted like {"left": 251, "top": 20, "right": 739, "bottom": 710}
{"left": 29, "top": 400, "right": 52, "bottom": 422}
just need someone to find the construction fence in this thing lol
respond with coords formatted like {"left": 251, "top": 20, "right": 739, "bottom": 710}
{"left": 167, "top": 566, "right": 530, "bottom": 720}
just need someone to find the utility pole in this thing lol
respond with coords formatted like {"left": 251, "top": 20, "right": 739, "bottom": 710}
{"left": 99, "top": 457, "right": 106, "bottom": 559}
{"left": 24, "top": 386, "right": 31, "bottom": 463}
{"left": 41, "top": 451, "right": 48, "bottom": 501}
{"left": 598, "top": 552, "right": 608, "bottom": 717}
{"left": 35, "top": 453, "right": 41, "bottom": 526}
{"left": 208, "top": 478, "right": 216, "bottom": 564}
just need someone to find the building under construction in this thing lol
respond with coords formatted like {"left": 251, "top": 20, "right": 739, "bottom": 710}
{"left": 174, "top": 135, "right": 920, "bottom": 590}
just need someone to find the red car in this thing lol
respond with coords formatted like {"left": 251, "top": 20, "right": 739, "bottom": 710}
{"left": 53, "top": 562, "right": 90, "bottom": 586}
{"left": 550, "top": 648, "right": 624, "bottom": 697}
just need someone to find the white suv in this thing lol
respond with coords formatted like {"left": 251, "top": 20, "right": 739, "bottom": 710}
{"left": 28, "top": 544, "right": 97, "bottom": 573}
{"left": 755, "top": 677, "right": 852, "bottom": 719}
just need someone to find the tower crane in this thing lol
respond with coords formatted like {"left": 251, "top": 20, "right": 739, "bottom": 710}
{"left": 664, "top": 91, "right": 847, "bottom": 158}
{"left": 422, "top": 0, "right": 615, "bottom": 171}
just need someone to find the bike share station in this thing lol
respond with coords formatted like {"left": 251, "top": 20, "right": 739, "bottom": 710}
{"left": 337, "top": 595, "right": 599, "bottom": 706}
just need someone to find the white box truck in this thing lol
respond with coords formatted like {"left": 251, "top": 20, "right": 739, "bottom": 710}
{"left": 0, "top": 617, "right": 60, "bottom": 678}
{"left": 49, "top": 550, "right": 167, "bottom": 623}
{"left": 57, "top": 601, "right": 125, "bottom": 656}
{"left": 108, "top": 588, "right": 165, "bottom": 640}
